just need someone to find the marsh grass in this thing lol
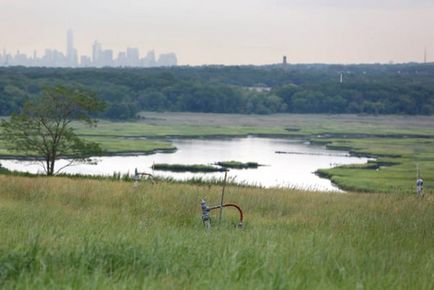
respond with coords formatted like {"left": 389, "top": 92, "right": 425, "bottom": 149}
{"left": 0, "top": 175, "right": 433, "bottom": 289}
{"left": 318, "top": 138, "right": 434, "bottom": 193}
{"left": 3, "top": 113, "right": 434, "bottom": 193}
{"left": 216, "top": 161, "right": 260, "bottom": 169}
{"left": 152, "top": 163, "right": 227, "bottom": 173}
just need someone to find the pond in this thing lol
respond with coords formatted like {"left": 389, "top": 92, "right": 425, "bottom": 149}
{"left": 0, "top": 137, "right": 370, "bottom": 191}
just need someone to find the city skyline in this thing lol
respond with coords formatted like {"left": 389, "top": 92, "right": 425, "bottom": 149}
{"left": 1, "top": 1, "right": 434, "bottom": 65}
{"left": 0, "top": 30, "right": 177, "bottom": 68}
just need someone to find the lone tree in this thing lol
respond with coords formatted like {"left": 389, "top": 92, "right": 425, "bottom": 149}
{"left": 0, "top": 86, "right": 106, "bottom": 175}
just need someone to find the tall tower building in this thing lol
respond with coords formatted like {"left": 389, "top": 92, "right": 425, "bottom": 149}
{"left": 92, "top": 41, "right": 102, "bottom": 67}
{"left": 66, "top": 29, "right": 77, "bottom": 66}
{"left": 126, "top": 48, "right": 140, "bottom": 66}
{"left": 143, "top": 50, "right": 156, "bottom": 67}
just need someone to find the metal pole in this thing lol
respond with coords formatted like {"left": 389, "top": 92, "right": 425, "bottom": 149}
{"left": 218, "top": 171, "right": 228, "bottom": 224}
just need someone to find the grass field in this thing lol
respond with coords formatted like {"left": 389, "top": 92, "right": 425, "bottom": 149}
{"left": 77, "top": 113, "right": 434, "bottom": 137}
{"left": 316, "top": 138, "right": 434, "bottom": 193}
{"left": 0, "top": 175, "right": 433, "bottom": 289}
{"left": 2, "top": 113, "right": 434, "bottom": 193}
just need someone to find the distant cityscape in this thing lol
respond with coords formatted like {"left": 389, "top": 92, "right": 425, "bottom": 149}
{"left": 0, "top": 30, "right": 178, "bottom": 68}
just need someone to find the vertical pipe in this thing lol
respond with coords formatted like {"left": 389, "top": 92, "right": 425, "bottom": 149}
{"left": 218, "top": 171, "right": 228, "bottom": 223}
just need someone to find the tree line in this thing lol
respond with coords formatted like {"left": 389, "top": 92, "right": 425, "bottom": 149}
{"left": 1, "top": 64, "right": 434, "bottom": 119}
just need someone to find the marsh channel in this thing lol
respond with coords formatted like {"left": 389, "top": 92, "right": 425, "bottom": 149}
{"left": 0, "top": 137, "right": 372, "bottom": 191}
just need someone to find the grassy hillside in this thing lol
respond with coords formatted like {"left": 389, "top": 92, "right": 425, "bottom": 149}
{"left": 0, "top": 175, "right": 433, "bottom": 289}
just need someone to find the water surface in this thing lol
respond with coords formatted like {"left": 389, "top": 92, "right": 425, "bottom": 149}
{"left": 0, "top": 137, "right": 369, "bottom": 191}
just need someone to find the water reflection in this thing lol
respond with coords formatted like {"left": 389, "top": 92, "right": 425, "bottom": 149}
{"left": 0, "top": 137, "right": 369, "bottom": 191}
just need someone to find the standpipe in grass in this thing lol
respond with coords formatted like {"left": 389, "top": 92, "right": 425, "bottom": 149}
{"left": 200, "top": 172, "right": 244, "bottom": 229}
{"left": 201, "top": 199, "right": 244, "bottom": 229}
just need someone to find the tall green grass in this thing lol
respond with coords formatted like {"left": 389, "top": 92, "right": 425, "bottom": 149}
{"left": 0, "top": 176, "right": 433, "bottom": 289}
{"left": 318, "top": 138, "right": 434, "bottom": 193}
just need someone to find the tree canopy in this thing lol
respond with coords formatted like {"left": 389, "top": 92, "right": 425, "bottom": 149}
{"left": 0, "top": 64, "right": 434, "bottom": 119}
{"left": 0, "top": 86, "right": 105, "bottom": 175}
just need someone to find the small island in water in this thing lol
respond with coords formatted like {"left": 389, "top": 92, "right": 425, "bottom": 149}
{"left": 152, "top": 163, "right": 227, "bottom": 173}
{"left": 215, "top": 161, "right": 261, "bottom": 169}
{"left": 152, "top": 161, "right": 261, "bottom": 173}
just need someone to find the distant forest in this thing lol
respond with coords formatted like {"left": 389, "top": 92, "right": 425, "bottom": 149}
{"left": 1, "top": 64, "right": 434, "bottom": 119}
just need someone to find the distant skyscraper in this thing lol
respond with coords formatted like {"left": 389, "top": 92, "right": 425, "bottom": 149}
{"left": 66, "top": 30, "right": 73, "bottom": 57}
{"left": 101, "top": 49, "right": 114, "bottom": 66}
{"left": 42, "top": 49, "right": 66, "bottom": 67}
{"left": 80, "top": 56, "right": 91, "bottom": 67}
{"left": 0, "top": 30, "right": 179, "bottom": 68}
{"left": 117, "top": 52, "right": 127, "bottom": 66}
{"left": 283, "top": 56, "right": 287, "bottom": 65}
{"left": 143, "top": 50, "right": 156, "bottom": 67}
{"left": 14, "top": 50, "right": 28, "bottom": 66}
{"left": 92, "top": 41, "right": 102, "bottom": 67}
{"left": 157, "top": 53, "right": 177, "bottom": 67}
{"left": 126, "top": 48, "right": 140, "bottom": 66}
{"left": 66, "top": 29, "right": 77, "bottom": 66}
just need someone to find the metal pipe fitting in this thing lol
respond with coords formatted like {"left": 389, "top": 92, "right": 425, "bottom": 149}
{"left": 200, "top": 199, "right": 244, "bottom": 228}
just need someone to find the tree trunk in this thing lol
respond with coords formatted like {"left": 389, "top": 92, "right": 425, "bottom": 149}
{"left": 46, "top": 153, "right": 55, "bottom": 176}
{"left": 49, "top": 158, "right": 55, "bottom": 176}
{"left": 46, "top": 158, "right": 52, "bottom": 176}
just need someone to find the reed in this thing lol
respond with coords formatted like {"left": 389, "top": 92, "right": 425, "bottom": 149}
{"left": 152, "top": 163, "right": 227, "bottom": 173}
{"left": 0, "top": 175, "right": 432, "bottom": 289}
{"left": 216, "top": 161, "right": 260, "bottom": 169}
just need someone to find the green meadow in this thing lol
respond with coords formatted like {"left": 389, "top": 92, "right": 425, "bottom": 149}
{"left": 0, "top": 175, "right": 433, "bottom": 289}
{"left": 1, "top": 113, "right": 434, "bottom": 289}
{"left": 2, "top": 113, "right": 434, "bottom": 193}
{"left": 316, "top": 138, "right": 434, "bottom": 193}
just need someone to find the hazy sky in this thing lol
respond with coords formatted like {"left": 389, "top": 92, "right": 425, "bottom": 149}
{"left": 1, "top": 0, "right": 434, "bottom": 65}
